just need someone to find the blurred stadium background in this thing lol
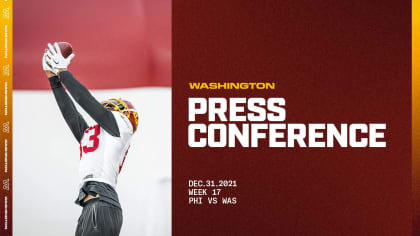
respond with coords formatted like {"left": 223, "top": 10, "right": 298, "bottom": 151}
{"left": 13, "top": 0, "right": 171, "bottom": 235}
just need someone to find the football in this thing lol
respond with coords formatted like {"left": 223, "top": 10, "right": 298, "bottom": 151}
{"left": 57, "top": 42, "right": 73, "bottom": 58}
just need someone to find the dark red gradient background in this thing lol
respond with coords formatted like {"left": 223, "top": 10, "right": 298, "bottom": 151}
{"left": 173, "top": 0, "right": 411, "bottom": 235}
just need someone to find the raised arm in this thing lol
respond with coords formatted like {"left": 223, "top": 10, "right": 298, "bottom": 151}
{"left": 44, "top": 42, "right": 120, "bottom": 137}
{"left": 49, "top": 75, "right": 89, "bottom": 143}
{"left": 58, "top": 71, "right": 120, "bottom": 137}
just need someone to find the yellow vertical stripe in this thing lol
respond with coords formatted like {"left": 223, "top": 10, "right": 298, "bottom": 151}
{"left": 414, "top": 0, "right": 420, "bottom": 197}
{"left": 0, "top": 0, "right": 12, "bottom": 234}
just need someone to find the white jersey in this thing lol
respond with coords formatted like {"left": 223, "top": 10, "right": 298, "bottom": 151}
{"left": 79, "top": 111, "right": 133, "bottom": 188}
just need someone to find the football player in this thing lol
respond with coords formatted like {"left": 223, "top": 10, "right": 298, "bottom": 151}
{"left": 42, "top": 42, "right": 138, "bottom": 236}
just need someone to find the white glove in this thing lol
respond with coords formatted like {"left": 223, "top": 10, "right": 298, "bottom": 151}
{"left": 42, "top": 50, "right": 58, "bottom": 74}
{"left": 45, "top": 42, "right": 75, "bottom": 71}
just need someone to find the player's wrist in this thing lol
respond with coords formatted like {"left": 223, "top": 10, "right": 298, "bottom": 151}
{"left": 48, "top": 76, "right": 61, "bottom": 88}
{"left": 58, "top": 69, "right": 68, "bottom": 77}
{"left": 45, "top": 70, "right": 56, "bottom": 78}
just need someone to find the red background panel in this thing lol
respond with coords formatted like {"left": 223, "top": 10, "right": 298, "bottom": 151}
{"left": 173, "top": 0, "right": 411, "bottom": 235}
{"left": 14, "top": 0, "right": 171, "bottom": 89}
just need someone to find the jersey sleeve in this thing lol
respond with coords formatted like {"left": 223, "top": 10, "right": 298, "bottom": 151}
{"left": 111, "top": 111, "right": 134, "bottom": 138}
{"left": 49, "top": 76, "right": 89, "bottom": 143}
{"left": 58, "top": 71, "right": 121, "bottom": 137}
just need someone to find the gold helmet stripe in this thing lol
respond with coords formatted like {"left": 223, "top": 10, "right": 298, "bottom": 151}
{"left": 101, "top": 98, "right": 138, "bottom": 126}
